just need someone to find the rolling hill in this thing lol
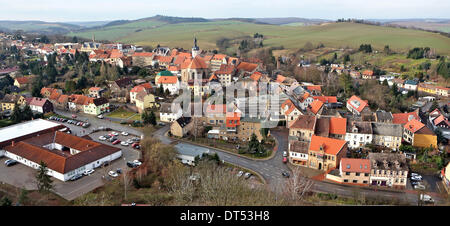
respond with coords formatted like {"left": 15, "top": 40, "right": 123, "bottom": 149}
{"left": 0, "top": 20, "right": 81, "bottom": 34}
{"left": 68, "top": 18, "right": 450, "bottom": 55}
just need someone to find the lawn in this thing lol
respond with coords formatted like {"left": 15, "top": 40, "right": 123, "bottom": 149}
{"left": 70, "top": 21, "right": 450, "bottom": 55}
{"left": 107, "top": 108, "right": 140, "bottom": 120}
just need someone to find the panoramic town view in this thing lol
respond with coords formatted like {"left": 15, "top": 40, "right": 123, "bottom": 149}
{"left": 0, "top": 0, "right": 449, "bottom": 213}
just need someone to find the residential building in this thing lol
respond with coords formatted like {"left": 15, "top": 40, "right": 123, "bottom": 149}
{"left": 375, "top": 110, "right": 393, "bottom": 123}
{"left": 289, "top": 115, "right": 316, "bottom": 142}
{"left": 28, "top": 97, "right": 54, "bottom": 114}
{"left": 403, "top": 119, "right": 437, "bottom": 148}
{"left": 307, "top": 135, "right": 348, "bottom": 171}
{"left": 108, "top": 78, "right": 132, "bottom": 102}
{"left": 159, "top": 103, "right": 182, "bottom": 123}
{"left": 288, "top": 140, "right": 309, "bottom": 166}
{"left": 14, "top": 76, "right": 33, "bottom": 89}
{"left": 156, "top": 75, "right": 179, "bottom": 95}
{"left": 130, "top": 83, "right": 152, "bottom": 104}
{"left": 362, "top": 70, "right": 374, "bottom": 79}
{"left": 371, "top": 123, "right": 403, "bottom": 150}
{"left": 213, "top": 64, "right": 236, "bottom": 86}
{"left": 83, "top": 97, "right": 109, "bottom": 115}
{"left": 339, "top": 158, "right": 371, "bottom": 185}
{"left": 369, "top": 153, "right": 408, "bottom": 188}
{"left": 210, "top": 54, "right": 228, "bottom": 71}
{"left": 392, "top": 111, "right": 420, "bottom": 125}
{"left": 88, "top": 87, "right": 105, "bottom": 98}
{"left": 404, "top": 80, "right": 418, "bottom": 91}
{"left": 171, "top": 117, "right": 193, "bottom": 137}
{"left": 282, "top": 99, "right": 303, "bottom": 126}
{"left": 135, "top": 92, "right": 157, "bottom": 113}
{"left": 441, "top": 162, "right": 450, "bottom": 193}
{"left": 345, "top": 121, "right": 373, "bottom": 149}
{"left": 132, "top": 52, "right": 154, "bottom": 67}
{"left": 347, "top": 95, "right": 371, "bottom": 116}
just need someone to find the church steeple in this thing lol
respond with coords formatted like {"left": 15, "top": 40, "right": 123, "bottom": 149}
{"left": 192, "top": 36, "right": 200, "bottom": 58}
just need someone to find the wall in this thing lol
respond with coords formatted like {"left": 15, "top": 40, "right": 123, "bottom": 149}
{"left": 413, "top": 133, "right": 437, "bottom": 148}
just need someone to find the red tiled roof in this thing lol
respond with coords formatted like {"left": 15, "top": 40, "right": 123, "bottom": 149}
{"left": 309, "top": 100, "right": 324, "bottom": 115}
{"left": 215, "top": 64, "right": 236, "bottom": 75}
{"left": 282, "top": 99, "right": 300, "bottom": 115}
{"left": 347, "top": 95, "right": 369, "bottom": 113}
{"left": 309, "top": 135, "right": 347, "bottom": 155}
{"left": 341, "top": 158, "right": 371, "bottom": 173}
{"left": 15, "top": 76, "right": 31, "bottom": 84}
{"left": 276, "top": 74, "right": 286, "bottom": 83}
{"left": 29, "top": 97, "right": 49, "bottom": 107}
{"left": 250, "top": 72, "right": 262, "bottom": 81}
{"left": 181, "top": 56, "right": 208, "bottom": 69}
{"left": 404, "top": 119, "right": 425, "bottom": 133}
{"left": 306, "top": 85, "right": 322, "bottom": 91}
{"left": 132, "top": 52, "right": 154, "bottom": 57}
{"left": 362, "top": 70, "right": 374, "bottom": 76}
{"left": 313, "top": 96, "right": 337, "bottom": 104}
{"left": 89, "top": 87, "right": 101, "bottom": 92}
{"left": 392, "top": 111, "right": 420, "bottom": 124}
{"left": 236, "top": 62, "right": 258, "bottom": 72}
{"left": 157, "top": 76, "right": 178, "bottom": 84}
{"left": 329, "top": 117, "right": 347, "bottom": 135}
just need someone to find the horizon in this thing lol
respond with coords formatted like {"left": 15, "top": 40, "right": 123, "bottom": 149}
{"left": 1, "top": 0, "right": 450, "bottom": 22}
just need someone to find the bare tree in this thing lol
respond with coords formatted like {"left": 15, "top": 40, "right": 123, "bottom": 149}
{"left": 283, "top": 166, "right": 313, "bottom": 202}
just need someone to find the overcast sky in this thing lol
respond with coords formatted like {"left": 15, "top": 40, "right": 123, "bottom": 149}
{"left": 1, "top": 0, "right": 449, "bottom": 22}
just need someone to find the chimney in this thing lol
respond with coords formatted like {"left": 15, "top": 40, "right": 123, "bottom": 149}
{"left": 12, "top": 141, "right": 14, "bottom": 147}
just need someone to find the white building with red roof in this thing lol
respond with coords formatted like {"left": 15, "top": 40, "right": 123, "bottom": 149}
{"left": 346, "top": 95, "right": 371, "bottom": 116}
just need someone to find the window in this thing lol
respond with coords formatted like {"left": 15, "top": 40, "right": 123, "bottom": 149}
{"left": 363, "top": 181, "right": 368, "bottom": 184}
{"left": 345, "top": 172, "right": 350, "bottom": 176}
{"left": 344, "top": 179, "right": 348, "bottom": 183}
{"left": 352, "top": 180, "right": 358, "bottom": 183}
{"left": 356, "top": 172, "right": 360, "bottom": 176}
{"left": 364, "top": 173, "right": 369, "bottom": 177}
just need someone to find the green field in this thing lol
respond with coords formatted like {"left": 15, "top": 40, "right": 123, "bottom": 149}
{"left": 69, "top": 21, "right": 450, "bottom": 55}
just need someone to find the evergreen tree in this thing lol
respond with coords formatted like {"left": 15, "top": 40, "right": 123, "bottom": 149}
{"left": 35, "top": 161, "right": 53, "bottom": 194}
{"left": 10, "top": 103, "right": 22, "bottom": 123}
{"left": 17, "top": 188, "right": 29, "bottom": 206}
{"left": 149, "top": 111, "right": 157, "bottom": 126}
{"left": 141, "top": 111, "right": 150, "bottom": 124}
{"left": 0, "top": 196, "right": 12, "bottom": 206}
{"left": 22, "top": 105, "right": 33, "bottom": 121}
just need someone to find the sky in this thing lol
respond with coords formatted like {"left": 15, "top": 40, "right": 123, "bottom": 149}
{"left": 1, "top": 0, "right": 449, "bottom": 22}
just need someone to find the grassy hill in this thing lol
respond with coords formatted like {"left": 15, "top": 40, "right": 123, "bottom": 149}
{"left": 68, "top": 20, "right": 450, "bottom": 55}
{"left": 0, "top": 21, "right": 81, "bottom": 34}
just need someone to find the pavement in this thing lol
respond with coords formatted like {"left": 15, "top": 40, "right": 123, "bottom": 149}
{"left": 2, "top": 109, "right": 447, "bottom": 204}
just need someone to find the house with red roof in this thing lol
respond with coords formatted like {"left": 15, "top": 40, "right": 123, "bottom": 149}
{"left": 327, "top": 158, "right": 371, "bottom": 186}
{"left": 308, "top": 135, "right": 348, "bottom": 171}
{"left": 282, "top": 99, "right": 303, "bottom": 127}
{"left": 361, "top": 70, "right": 374, "bottom": 79}
{"left": 346, "top": 95, "right": 371, "bottom": 116}
{"left": 403, "top": 119, "right": 437, "bottom": 148}
{"left": 88, "top": 87, "right": 105, "bottom": 98}
{"left": 132, "top": 52, "right": 154, "bottom": 67}
{"left": 392, "top": 111, "right": 420, "bottom": 125}
{"left": 213, "top": 64, "right": 237, "bottom": 86}
{"left": 210, "top": 54, "right": 228, "bottom": 71}
{"left": 14, "top": 76, "right": 34, "bottom": 89}
{"left": 156, "top": 76, "right": 179, "bottom": 95}
{"left": 308, "top": 100, "right": 324, "bottom": 115}
{"left": 130, "top": 83, "right": 153, "bottom": 103}
{"left": 29, "top": 97, "right": 53, "bottom": 114}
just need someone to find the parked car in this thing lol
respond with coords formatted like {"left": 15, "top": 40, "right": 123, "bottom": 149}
{"left": 109, "top": 137, "right": 117, "bottom": 142}
{"left": 411, "top": 176, "right": 422, "bottom": 181}
{"left": 411, "top": 181, "right": 419, "bottom": 186}
{"left": 411, "top": 173, "right": 421, "bottom": 177}
{"left": 133, "top": 160, "right": 142, "bottom": 166}
{"left": 420, "top": 194, "right": 434, "bottom": 203}
{"left": 102, "top": 161, "right": 110, "bottom": 167}
{"left": 104, "top": 135, "right": 111, "bottom": 139}
{"left": 71, "top": 114, "right": 77, "bottom": 118}
{"left": 97, "top": 114, "right": 104, "bottom": 119}
{"left": 116, "top": 168, "right": 123, "bottom": 174}
{"left": 158, "top": 122, "right": 166, "bottom": 126}
{"left": 4, "top": 159, "right": 18, "bottom": 167}
{"left": 82, "top": 123, "right": 90, "bottom": 128}
{"left": 99, "top": 136, "right": 107, "bottom": 141}
{"left": 127, "top": 161, "right": 137, "bottom": 168}
{"left": 108, "top": 171, "right": 119, "bottom": 178}
{"left": 121, "top": 131, "right": 129, "bottom": 136}
{"left": 69, "top": 174, "right": 83, "bottom": 181}
{"left": 112, "top": 140, "right": 121, "bottom": 145}
{"left": 84, "top": 169, "right": 95, "bottom": 176}
{"left": 283, "top": 151, "right": 287, "bottom": 157}
{"left": 414, "top": 184, "right": 426, "bottom": 190}
{"left": 283, "top": 157, "right": 287, "bottom": 163}
{"left": 237, "top": 171, "right": 244, "bottom": 177}
{"left": 111, "top": 132, "right": 119, "bottom": 136}
{"left": 244, "top": 172, "right": 252, "bottom": 179}
{"left": 120, "top": 141, "right": 129, "bottom": 146}
{"left": 282, "top": 171, "right": 290, "bottom": 178}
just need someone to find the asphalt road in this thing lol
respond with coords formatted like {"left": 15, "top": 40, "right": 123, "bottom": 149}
{"left": 51, "top": 111, "right": 447, "bottom": 204}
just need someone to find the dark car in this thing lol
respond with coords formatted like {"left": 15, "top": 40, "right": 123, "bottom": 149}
{"left": 5, "top": 159, "right": 18, "bottom": 167}
{"left": 109, "top": 137, "right": 117, "bottom": 142}
{"left": 127, "top": 161, "right": 136, "bottom": 168}
{"left": 282, "top": 171, "right": 290, "bottom": 178}
{"left": 116, "top": 168, "right": 123, "bottom": 174}
{"left": 69, "top": 174, "right": 83, "bottom": 181}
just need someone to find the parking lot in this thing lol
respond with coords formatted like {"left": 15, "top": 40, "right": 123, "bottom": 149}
{"left": 0, "top": 119, "right": 142, "bottom": 201}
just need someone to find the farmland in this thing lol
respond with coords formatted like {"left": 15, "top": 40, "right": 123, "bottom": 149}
{"left": 68, "top": 20, "right": 450, "bottom": 55}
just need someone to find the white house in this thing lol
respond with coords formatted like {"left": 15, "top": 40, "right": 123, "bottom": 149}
{"left": 345, "top": 121, "right": 373, "bottom": 149}
{"left": 159, "top": 102, "right": 182, "bottom": 123}
{"left": 156, "top": 76, "right": 180, "bottom": 95}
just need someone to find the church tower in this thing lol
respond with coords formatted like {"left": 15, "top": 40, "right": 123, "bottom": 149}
{"left": 192, "top": 37, "right": 200, "bottom": 58}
